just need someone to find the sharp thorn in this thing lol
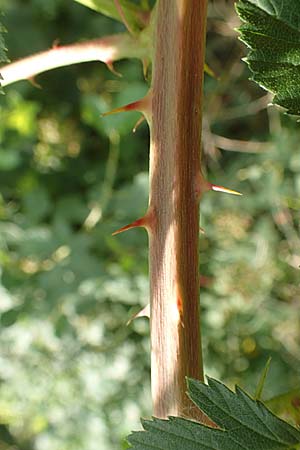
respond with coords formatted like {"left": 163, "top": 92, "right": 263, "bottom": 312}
{"left": 106, "top": 61, "right": 122, "bottom": 77}
{"left": 102, "top": 100, "right": 142, "bottom": 118}
{"left": 102, "top": 91, "right": 152, "bottom": 118}
{"left": 211, "top": 184, "right": 242, "bottom": 196}
{"left": 204, "top": 62, "right": 219, "bottom": 80}
{"left": 126, "top": 304, "right": 150, "bottom": 325}
{"left": 195, "top": 172, "right": 242, "bottom": 197}
{"left": 133, "top": 115, "right": 146, "bottom": 133}
{"left": 52, "top": 38, "right": 60, "bottom": 49}
{"left": 101, "top": 105, "right": 129, "bottom": 118}
{"left": 142, "top": 58, "right": 150, "bottom": 79}
{"left": 112, "top": 207, "right": 155, "bottom": 236}
{"left": 112, "top": 217, "right": 147, "bottom": 236}
{"left": 28, "top": 77, "right": 42, "bottom": 89}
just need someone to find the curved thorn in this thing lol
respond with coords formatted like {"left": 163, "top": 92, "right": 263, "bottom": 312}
{"left": 28, "top": 77, "right": 42, "bottom": 89}
{"left": 142, "top": 58, "right": 150, "bottom": 78}
{"left": 204, "top": 62, "right": 219, "bottom": 80}
{"left": 106, "top": 61, "right": 122, "bottom": 77}
{"left": 199, "top": 227, "right": 205, "bottom": 234}
{"left": 133, "top": 115, "right": 146, "bottom": 133}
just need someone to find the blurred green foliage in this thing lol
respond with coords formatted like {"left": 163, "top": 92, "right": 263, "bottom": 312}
{"left": 0, "top": 0, "right": 299, "bottom": 449}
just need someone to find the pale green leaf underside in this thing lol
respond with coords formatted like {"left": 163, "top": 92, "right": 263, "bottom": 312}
{"left": 236, "top": 0, "right": 300, "bottom": 115}
{"left": 73, "top": 0, "right": 145, "bottom": 31}
{"left": 127, "top": 378, "right": 300, "bottom": 449}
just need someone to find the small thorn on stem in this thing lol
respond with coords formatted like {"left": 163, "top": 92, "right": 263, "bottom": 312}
{"left": 199, "top": 275, "right": 213, "bottom": 288}
{"left": 101, "top": 104, "right": 134, "bottom": 118}
{"left": 195, "top": 172, "right": 242, "bottom": 197}
{"left": 199, "top": 227, "right": 205, "bottom": 234}
{"left": 126, "top": 304, "right": 150, "bottom": 325}
{"left": 112, "top": 207, "right": 155, "bottom": 236}
{"left": 175, "top": 283, "right": 185, "bottom": 328}
{"left": 52, "top": 38, "right": 60, "bottom": 49}
{"left": 211, "top": 184, "right": 242, "bottom": 196}
{"left": 28, "top": 77, "right": 42, "bottom": 89}
{"left": 112, "top": 217, "right": 146, "bottom": 236}
{"left": 106, "top": 61, "right": 122, "bottom": 77}
{"left": 177, "top": 295, "right": 183, "bottom": 315}
{"left": 133, "top": 115, "right": 146, "bottom": 133}
{"left": 101, "top": 90, "right": 152, "bottom": 118}
{"left": 142, "top": 58, "right": 150, "bottom": 78}
{"left": 204, "top": 62, "right": 219, "bottom": 80}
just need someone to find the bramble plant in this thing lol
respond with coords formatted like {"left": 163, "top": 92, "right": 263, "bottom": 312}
{"left": 1, "top": 0, "right": 300, "bottom": 449}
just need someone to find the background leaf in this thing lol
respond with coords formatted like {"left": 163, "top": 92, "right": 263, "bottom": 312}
{"left": 244, "top": 0, "right": 300, "bottom": 30}
{"left": 73, "top": 0, "right": 147, "bottom": 32}
{"left": 267, "top": 389, "right": 300, "bottom": 427}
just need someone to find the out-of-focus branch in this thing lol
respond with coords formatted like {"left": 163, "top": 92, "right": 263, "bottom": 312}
{"left": 217, "top": 94, "right": 271, "bottom": 122}
{"left": 212, "top": 134, "right": 271, "bottom": 153}
{"left": 0, "top": 33, "right": 146, "bottom": 87}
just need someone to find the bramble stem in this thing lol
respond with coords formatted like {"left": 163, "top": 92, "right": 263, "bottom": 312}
{"left": 0, "top": 34, "right": 146, "bottom": 87}
{"left": 149, "top": 0, "right": 208, "bottom": 420}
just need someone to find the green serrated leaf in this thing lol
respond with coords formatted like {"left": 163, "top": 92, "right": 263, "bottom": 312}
{"left": 127, "top": 377, "right": 300, "bottom": 449}
{"left": 73, "top": 0, "right": 146, "bottom": 32}
{"left": 236, "top": 0, "right": 300, "bottom": 115}
{"left": 243, "top": 0, "right": 300, "bottom": 31}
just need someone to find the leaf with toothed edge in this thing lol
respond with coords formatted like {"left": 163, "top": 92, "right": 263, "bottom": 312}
{"left": 236, "top": 0, "right": 300, "bottom": 116}
{"left": 127, "top": 377, "right": 300, "bottom": 449}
